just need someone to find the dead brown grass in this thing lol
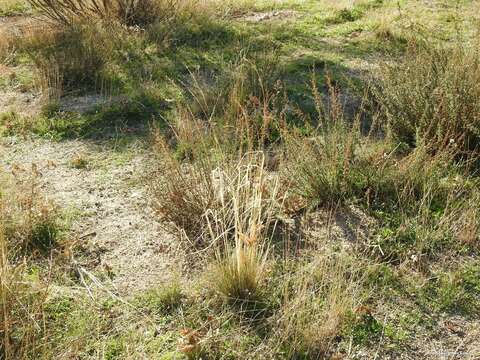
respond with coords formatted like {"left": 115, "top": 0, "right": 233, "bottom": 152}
{"left": 0, "top": 31, "right": 16, "bottom": 65}
{"left": 273, "top": 251, "right": 366, "bottom": 358}
{"left": 0, "top": 167, "right": 59, "bottom": 359}
{"left": 27, "top": 0, "right": 214, "bottom": 26}
{"left": 206, "top": 152, "right": 282, "bottom": 301}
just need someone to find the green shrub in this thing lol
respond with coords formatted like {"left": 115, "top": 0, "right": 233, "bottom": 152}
{"left": 372, "top": 43, "right": 480, "bottom": 154}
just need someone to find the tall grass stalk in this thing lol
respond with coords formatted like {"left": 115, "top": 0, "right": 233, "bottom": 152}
{"left": 205, "top": 152, "right": 281, "bottom": 300}
{"left": 282, "top": 76, "right": 361, "bottom": 209}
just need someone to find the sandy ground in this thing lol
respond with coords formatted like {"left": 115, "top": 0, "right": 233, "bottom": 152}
{"left": 0, "top": 136, "right": 179, "bottom": 295}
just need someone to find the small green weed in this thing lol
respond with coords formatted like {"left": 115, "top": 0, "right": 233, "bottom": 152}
{"left": 135, "top": 283, "right": 185, "bottom": 315}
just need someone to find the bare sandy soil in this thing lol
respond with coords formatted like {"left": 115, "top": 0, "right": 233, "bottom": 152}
{"left": 0, "top": 136, "right": 180, "bottom": 294}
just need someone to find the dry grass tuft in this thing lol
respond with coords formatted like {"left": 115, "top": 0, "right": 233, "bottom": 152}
{"left": 274, "top": 251, "right": 366, "bottom": 358}
{"left": 151, "top": 122, "right": 219, "bottom": 245}
{"left": 27, "top": 0, "right": 220, "bottom": 27}
{"left": 0, "top": 229, "right": 50, "bottom": 360}
{"left": 0, "top": 167, "right": 59, "bottom": 359}
{"left": 206, "top": 152, "right": 282, "bottom": 301}
{"left": 1, "top": 165, "right": 60, "bottom": 257}
{"left": 18, "top": 22, "right": 114, "bottom": 100}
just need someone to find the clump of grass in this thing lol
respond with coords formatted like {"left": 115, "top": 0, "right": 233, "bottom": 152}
{"left": 28, "top": 0, "right": 179, "bottom": 27}
{"left": 0, "top": 168, "right": 60, "bottom": 359}
{"left": 274, "top": 251, "right": 367, "bottom": 358}
{"left": 372, "top": 42, "right": 480, "bottom": 154}
{"left": 0, "top": 32, "right": 16, "bottom": 65}
{"left": 151, "top": 55, "right": 283, "bottom": 245}
{"left": 282, "top": 77, "right": 362, "bottom": 208}
{"left": 20, "top": 22, "right": 116, "bottom": 100}
{"left": 283, "top": 121, "right": 361, "bottom": 208}
{"left": 69, "top": 153, "right": 89, "bottom": 169}
{"left": 0, "top": 111, "right": 29, "bottom": 137}
{"left": 325, "top": 0, "right": 384, "bottom": 25}
{"left": 0, "top": 227, "right": 50, "bottom": 360}
{"left": 206, "top": 153, "right": 282, "bottom": 302}
{"left": 39, "top": 101, "right": 61, "bottom": 118}
{"left": 333, "top": 7, "right": 363, "bottom": 24}
{"left": 134, "top": 282, "right": 184, "bottom": 315}
{"left": 1, "top": 165, "right": 61, "bottom": 256}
